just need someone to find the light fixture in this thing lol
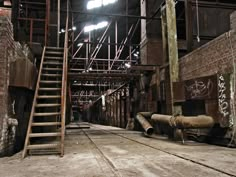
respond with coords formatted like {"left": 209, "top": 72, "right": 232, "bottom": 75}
{"left": 84, "top": 21, "right": 108, "bottom": 33}
{"left": 89, "top": 67, "right": 93, "bottom": 71}
{"left": 72, "top": 26, "right": 77, "bottom": 31}
{"left": 133, "top": 53, "right": 138, "bottom": 57}
{"left": 87, "top": 0, "right": 118, "bottom": 10}
{"left": 77, "top": 43, "right": 83, "bottom": 47}
{"left": 125, "top": 63, "right": 131, "bottom": 68}
{"left": 61, "top": 29, "right": 65, "bottom": 33}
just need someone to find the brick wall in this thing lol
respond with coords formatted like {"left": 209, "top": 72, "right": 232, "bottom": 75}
{"left": 179, "top": 31, "right": 236, "bottom": 81}
{"left": 0, "top": 16, "right": 13, "bottom": 155}
{"left": 179, "top": 12, "right": 236, "bottom": 144}
{"left": 0, "top": 14, "right": 28, "bottom": 156}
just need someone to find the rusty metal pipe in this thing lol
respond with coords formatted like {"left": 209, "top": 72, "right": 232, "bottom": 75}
{"left": 136, "top": 113, "right": 154, "bottom": 136}
{"left": 138, "top": 112, "right": 153, "bottom": 118}
{"left": 151, "top": 114, "right": 214, "bottom": 129}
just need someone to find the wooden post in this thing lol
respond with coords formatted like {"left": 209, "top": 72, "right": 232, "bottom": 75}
{"left": 162, "top": 0, "right": 180, "bottom": 115}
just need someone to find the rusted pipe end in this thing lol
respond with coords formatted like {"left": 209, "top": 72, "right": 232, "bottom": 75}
{"left": 146, "top": 127, "right": 154, "bottom": 136}
{"left": 136, "top": 113, "right": 154, "bottom": 136}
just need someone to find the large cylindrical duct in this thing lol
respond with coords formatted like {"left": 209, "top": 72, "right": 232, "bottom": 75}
{"left": 151, "top": 114, "right": 214, "bottom": 129}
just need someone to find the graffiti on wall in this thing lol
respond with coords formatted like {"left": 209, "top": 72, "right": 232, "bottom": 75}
{"left": 184, "top": 76, "right": 217, "bottom": 100}
{"left": 217, "top": 74, "right": 231, "bottom": 128}
{"left": 185, "top": 80, "right": 213, "bottom": 99}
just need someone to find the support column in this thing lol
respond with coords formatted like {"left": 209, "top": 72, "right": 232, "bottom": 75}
{"left": 185, "top": 0, "right": 193, "bottom": 52}
{"left": 162, "top": 0, "right": 180, "bottom": 115}
{"left": 57, "top": 0, "right": 60, "bottom": 47}
{"left": 120, "top": 90, "right": 125, "bottom": 128}
{"left": 125, "top": 88, "right": 130, "bottom": 127}
{"left": 117, "top": 92, "right": 121, "bottom": 127}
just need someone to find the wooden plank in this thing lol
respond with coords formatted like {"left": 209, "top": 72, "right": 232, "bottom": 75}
{"left": 27, "top": 144, "right": 60, "bottom": 150}
{"left": 29, "top": 132, "right": 61, "bottom": 138}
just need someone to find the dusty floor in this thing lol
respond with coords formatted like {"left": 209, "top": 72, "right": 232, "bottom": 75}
{"left": 0, "top": 123, "right": 236, "bottom": 177}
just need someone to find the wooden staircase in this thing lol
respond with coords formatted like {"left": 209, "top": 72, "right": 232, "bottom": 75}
{"left": 22, "top": 46, "right": 67, "bottom": 158}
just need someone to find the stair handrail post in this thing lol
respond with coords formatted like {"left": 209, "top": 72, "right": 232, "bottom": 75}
{"left": 61, "top": 0, "right": 69, "bottom": 157}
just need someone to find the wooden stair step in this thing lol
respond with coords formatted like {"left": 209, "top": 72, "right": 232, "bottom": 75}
{"left": 34, "top": 112, "right": 61, "bottom": 117}
{"left": 46, "top": 47, "right": 64, "bottom": 50}
{"left": 44, "top": 56, "right": 63, "bottom": 60}
{"left": 40, "top": 81, "right": 62, "bottom": 84}
{"left": 39, "top": 87, "right": 61, "bottom": 91}
{"left": 45, "top": 51, "right": 63, "bottom": 55}
{"left": 32, "top": 122, "right": 61, "bottom": 126}
{"left": 29, "top": 132, "right": 61, "bottom": 138}
{"left": 37, "top": 95, "right": 61, "bottom": 99}
{"left": 36, "top": 103, "right": 61, "bottom": 107}
{"left": 41, "top": 74, "right": 62, "bottom": 77}
{"left": 43, "top": 62, "right": 63, "bottom": 65}
{"left": 43, "top": 68, "right": 63, "bottom": 71}
{"left": 27, "top": 144, "right": 60, "bottom": 150}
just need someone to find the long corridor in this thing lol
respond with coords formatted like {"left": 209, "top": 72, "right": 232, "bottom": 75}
{"left": 0, "top": 124, "right": 236, "bottom": 177}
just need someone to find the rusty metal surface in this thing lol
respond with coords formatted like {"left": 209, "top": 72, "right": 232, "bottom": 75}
{"left": 138, "top": 112, "right": 153, "bottom": 118}
{"left": 136, "top": 113, "right": 154, "bottom": 136}
{"left": 9, "top": 58, "right": 37, "bottom": 90}
{"left": 173, "top": 82, "right": 185, "bottom": 102}
{"left": 151, "top": 114, "right": 214, "bottom": 129}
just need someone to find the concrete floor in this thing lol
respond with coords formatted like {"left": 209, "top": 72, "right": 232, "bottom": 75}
{"left": 0, "top": 123, "right": 236, "bottom": 177}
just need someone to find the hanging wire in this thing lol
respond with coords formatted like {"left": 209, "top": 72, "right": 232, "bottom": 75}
{"left": 228, "top": 31, "right": 236, "bottom": 146}
{"left": 196, "top": 0, "right": 200, "bottom": 43}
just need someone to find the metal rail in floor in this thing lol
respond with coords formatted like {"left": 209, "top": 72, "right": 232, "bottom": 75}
{"left": 1, "top": 123, "right": 236, "bottom": 177}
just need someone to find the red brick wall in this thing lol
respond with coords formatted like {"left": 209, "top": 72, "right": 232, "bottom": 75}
{"left": 179, "top": 31, "right": 236, "bottom": 81}
{"left": 0, "top": 14, "right": 26, "bottom": 156}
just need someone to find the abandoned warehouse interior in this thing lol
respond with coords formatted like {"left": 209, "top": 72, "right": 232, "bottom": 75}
{"left": 0, "top": 0, "right": 236, "bottom": 176}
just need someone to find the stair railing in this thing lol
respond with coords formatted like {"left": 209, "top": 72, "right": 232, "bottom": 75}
{"left": 60, "top": 0, "right": 69, "bottom": 156}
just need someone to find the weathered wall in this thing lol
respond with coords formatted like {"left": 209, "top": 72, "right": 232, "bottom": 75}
{"left": 140, "top": 0, "right": 163, "bottom": 65}
{"left": 0, "top": 10, "right": 36, "bottom": 156}
{"left": 0, "top": 15, "right": 16, "bottom": 156}
{"left": 179, "top": 32, "right": 235, "bottom": 81}
{"left": 178, "top": 11, "right": 236, "bottom": 145}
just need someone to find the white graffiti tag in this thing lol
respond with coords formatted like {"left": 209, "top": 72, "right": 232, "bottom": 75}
{"left": 185, "top": 79, "right": 213, "bottom": 99}
{"left": 218, "top": 75, "right": 229, "bottom": 117}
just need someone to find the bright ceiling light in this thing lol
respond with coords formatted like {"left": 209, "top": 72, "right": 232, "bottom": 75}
{"left": 87, "top": 0, "right": 102, "bottom": 10}
{"left": 72, "top": 26, "right": 77, "bottom": 31}
{"left": 125, "top": 63, "right": 131, "bottom": 68}
{"left": 84, "top": 21, "right": 108, "bottom": 33}
{"left": 84, "top": 25, "right": 96, "bottom": 33}
{"left": 77, "top": 43, "right": 83, "bottom": 47}
{"left": 96, "top": 21, "right": 108, "bottom": 29}
{"left": 87, "top": 0, "right": 118, "bottom": 10}
{"left": 103, "top": 0, "right": 117, "bottom": 6}
{"left": 61, "top": 29, "right": 65, "bottom": 33}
